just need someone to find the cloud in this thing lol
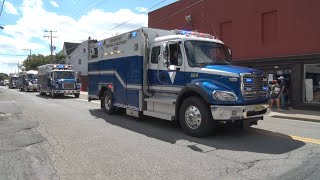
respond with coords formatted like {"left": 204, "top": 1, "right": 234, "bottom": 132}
{"left": 4, "top": 1, "right": 19, "bottom": 15}
{"left": 0, "top": 0, "right": 148, "bottom": 74}
{"left": 49, "top": 0, "right": 59, "bottom": 8}
{"left": 135, "top": 7, "right": 147, "bottom": 12}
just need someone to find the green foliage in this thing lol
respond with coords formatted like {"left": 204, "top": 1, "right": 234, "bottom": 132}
{"left": 22, "top": 54, "right": 66, "bottom": 71}
{"left": 0, "top": 73, "right": 9, "bottom": 80}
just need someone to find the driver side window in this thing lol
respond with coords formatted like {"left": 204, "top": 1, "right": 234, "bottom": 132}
{"left": 169, "top": 43, "right": 182, "bottom": 66}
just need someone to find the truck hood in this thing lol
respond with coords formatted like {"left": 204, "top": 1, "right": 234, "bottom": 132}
{"left": 202, "top": 65, "right": 263, "bottom": 77}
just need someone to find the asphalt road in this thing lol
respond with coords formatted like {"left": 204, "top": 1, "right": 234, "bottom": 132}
{"left": 1, "top": 86, "right": 319, "bottom": 180}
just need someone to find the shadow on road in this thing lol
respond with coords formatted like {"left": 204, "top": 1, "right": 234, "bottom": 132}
{"left": 35, "top": 94, "right": 76, "bottom": 99}
{"left": 89, "top": 109, "right": 305, "bottom": 155}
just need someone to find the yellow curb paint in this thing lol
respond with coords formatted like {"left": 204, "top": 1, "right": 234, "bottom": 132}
{"left": 290, "top": 136, "right": 320, "bottom": 145}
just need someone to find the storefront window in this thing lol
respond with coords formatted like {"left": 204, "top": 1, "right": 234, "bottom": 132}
{"left": 304, "top": 64, "right": 320, "bottom": 103}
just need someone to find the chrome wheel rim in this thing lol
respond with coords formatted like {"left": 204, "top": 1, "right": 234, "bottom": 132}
{"left": 185, "top": 106, "right": 201, "bottom": 129}
{"left": 104, "top": 95, "right": 111, "bottom": 110}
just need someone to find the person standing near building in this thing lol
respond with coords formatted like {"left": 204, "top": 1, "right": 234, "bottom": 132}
{"left": 269, "top": 80, "right": 281, "bottom": 111}
{"left": 278, "top": 76, "right": 287, "bottom": 109}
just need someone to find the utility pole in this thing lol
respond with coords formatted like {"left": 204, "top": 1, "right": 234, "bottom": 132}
{"left": 17, "top": 60, "right": 19, "bottom": 73}
{"left": 43, "top": 30, "right": 58, "bottom": 62}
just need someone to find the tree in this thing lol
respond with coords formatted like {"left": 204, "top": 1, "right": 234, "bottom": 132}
{"left": 22, "top": 54, "right": 66, "bottom": 71}
{"left": 0, "top": 73, "right": 9, "bottom": 80}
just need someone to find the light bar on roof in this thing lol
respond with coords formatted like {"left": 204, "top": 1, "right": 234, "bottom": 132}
{"left": 173, "top": 29, "right": 214, "bottom": 39}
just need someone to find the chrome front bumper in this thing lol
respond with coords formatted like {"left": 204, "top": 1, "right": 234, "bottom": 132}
{"left": 211, "top": 104, "right": 269, "bottom": 120}
{"left": 27, "top": 84, "right": 38, "bottom": 90}
{"left": 54, "top": 89, "right": 80, "bottom": 94}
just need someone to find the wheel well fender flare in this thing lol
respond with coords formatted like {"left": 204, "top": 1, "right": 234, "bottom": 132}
{"left": 175, "top": 84, "right": 210, "bottom": 120}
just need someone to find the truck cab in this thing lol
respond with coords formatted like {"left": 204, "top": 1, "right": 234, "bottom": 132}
{"left": 38, "top": 64, "right": 80, "bottom": 98}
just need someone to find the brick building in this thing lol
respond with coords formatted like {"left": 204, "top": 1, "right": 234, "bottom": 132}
{"left": 148, "top": 0, "right": 320, "bottom": 110}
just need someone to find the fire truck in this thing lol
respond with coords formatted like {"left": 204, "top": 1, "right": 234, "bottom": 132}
{"left": 8, "top": 73, "right": 19, "bottom": 89}
{"left": 88, "top": 28, "right": 269, "bottom": 137}
{"left": 37, "top": 64, "right": 80, "bottom": 98}
{"left": 18, "top": 70, "right": 38, "bottom": 92}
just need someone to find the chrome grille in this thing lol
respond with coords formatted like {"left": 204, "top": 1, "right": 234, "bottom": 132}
{"left": 63, "top": 83, "right": 75, "bottom": 89}
{"left": 242, "top": 74, "right": 268, "bottom": 101}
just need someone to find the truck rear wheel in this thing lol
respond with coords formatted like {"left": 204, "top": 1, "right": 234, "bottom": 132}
{"left": 102, "top": 91, "right": 114, "bottom": 115}
{"left": 179, "top": 97, "right": 214, "bottom": 137}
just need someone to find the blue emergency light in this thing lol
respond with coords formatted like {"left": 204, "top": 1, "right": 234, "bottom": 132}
{"left": 98, "top": 41, "right": 103, "bottom": 46}
{"left": 131, "top": 31, "right": 137, "bottom": 38}
{"left": 245, "top": 78, "right": 253, "bottom": 83}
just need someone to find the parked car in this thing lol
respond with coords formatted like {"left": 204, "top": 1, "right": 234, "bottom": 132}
{"left": 0, "top": 80, "right": 5, "bottom": 86}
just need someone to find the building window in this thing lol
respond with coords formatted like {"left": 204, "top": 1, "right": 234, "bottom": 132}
{"left": 78, "top": 59, "right": 81, "bottom": 65}
{"left": 262, "top": 10, "right": 278, "bottom": 44}
{"left": 304, "top": 64, "right": 320, "bottom": 103}
{"left": 83, "top": 48, "right": 86, "bottom": 53}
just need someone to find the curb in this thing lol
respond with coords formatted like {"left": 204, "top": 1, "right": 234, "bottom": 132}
{"left": 270, "top": 115, "right": 320, "bottom": 123}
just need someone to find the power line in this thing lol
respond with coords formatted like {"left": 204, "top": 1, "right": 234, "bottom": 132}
{"left": 98, "top": 0, "right": 168, "bottom": 38}
{"left": 149, "top": 0, "right": 204, "bottom": 27}
{"left": 0, "top": 0, "right": 5, "bottom": 17}
{"left": 0, "top": 53, "right": 27, "bottom": 56}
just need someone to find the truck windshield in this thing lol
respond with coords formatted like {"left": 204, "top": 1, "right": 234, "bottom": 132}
{"left": 54, "top": 71, "right": 74, "bottom": 79}
{"left": 12, "top": 77, "right": 19, "bottom": 81}
{"left": 27, "top": 74, "right": 37, "bottom": 80}
{"left": 184, "top": 40, "right": 231, "bottom": 67}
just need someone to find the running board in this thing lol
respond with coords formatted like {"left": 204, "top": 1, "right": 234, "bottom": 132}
{"left": 144, "top": 97, "right": 176, "bottom": 104}
{"left": 143, "top": 111, "right": 175, "bottom": 121}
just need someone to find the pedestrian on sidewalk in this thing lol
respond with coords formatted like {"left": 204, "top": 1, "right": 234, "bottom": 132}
{"left": 278, "top": 76, "right": 287, "bottom": 109}
{"left": 269, "top": 80, "right": 281, "bottom": 111}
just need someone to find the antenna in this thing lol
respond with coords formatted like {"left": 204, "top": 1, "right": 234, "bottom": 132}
{"left": 211, "top": 24, "right": 218, "bottom": 39}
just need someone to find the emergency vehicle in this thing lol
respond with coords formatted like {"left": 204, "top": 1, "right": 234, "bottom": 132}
{"left": 18, "top": 70, "right": 38, "bottom": 92}
{"left": 37, "top": 64, "right": 80, "bottom": 98}
{"left": 8, "top": 73, "right": 19, "bottom": 89}
{"left": 88, "top": 28, "right": 269, "bottom": 137}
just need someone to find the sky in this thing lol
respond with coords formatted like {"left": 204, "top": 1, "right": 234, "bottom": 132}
{"left": 0, "top": 0, "right": 177, "bottom": 74}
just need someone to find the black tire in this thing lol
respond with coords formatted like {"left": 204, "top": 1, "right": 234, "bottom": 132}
{"left": 179, "top": 96, "right": 214, "bottom": 137}
{"left": 101, "top": 91, "right": 114, "bottom": 115}
{"left": 74, "top": 93, "right": 80, "bottom": 98}
{"left": 39, "top": 87, "right": 45, "bottom": 95}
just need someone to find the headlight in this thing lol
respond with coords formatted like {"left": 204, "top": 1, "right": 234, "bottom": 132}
{"left": 28, "top": 82, "right": 32, "bottom": 85}
{"left": 76, "top": 84, "right": 80, "bottom": 89}
{"left": 55, "top": 84, "right": 59, "bottom": 89}
{"left": 213, "top": 91, "right": 237, "bottom": 101}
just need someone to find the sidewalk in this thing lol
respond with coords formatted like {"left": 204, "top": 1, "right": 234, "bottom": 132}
{"left": 267, "top": 108, "right": 320, "bottom": 123}
{"left": 80, "top": 91, "right": 88, "bottom": 95}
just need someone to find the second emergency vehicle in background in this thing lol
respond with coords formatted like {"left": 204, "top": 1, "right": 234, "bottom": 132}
{"left": 8, "top": 73, "right": 19, "bottom": 89}
{"left": 37, "top": 64, "right": 80, "bottom": 98}
{"left": 18, "top": 70, "right": 38, "bottom": 92}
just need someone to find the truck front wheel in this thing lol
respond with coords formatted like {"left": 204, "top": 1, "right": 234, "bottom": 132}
{"left": 74, "top": 93, "right": 80, "bottom": 98}
{"left": 102, "top": 91, "right": 114, "bottom": 115}
{"left": 51, "top": 89, "right": 57, "bottom": 98}
{"left": 179, "top": 97, "right": 214, "bottom": 137}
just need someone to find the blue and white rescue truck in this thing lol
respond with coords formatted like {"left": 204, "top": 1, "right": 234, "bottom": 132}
{"left": 88, "top": 28, "right": 270, "bottom": 137}
{"left": 37, "top": 64, "right": 80, "bottom": 98}
{"left": 18, "top": 70, "right": 38, "bottom": 92}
